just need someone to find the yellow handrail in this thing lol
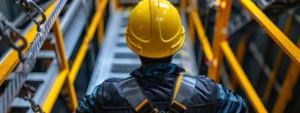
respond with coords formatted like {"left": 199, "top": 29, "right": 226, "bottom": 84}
{"left": 190, "top": 10, "right": 213, "bottom": 60}
{"left": 207, "top": 0, "right": 233, "bottom": 83}
{"left": 69, "top": 0, "right": 108, "bottom": 83}
{"left": 238, "top": 0, "right": 300, "bottom": 112}
{"left": 187, "top": 0, "right": 267, "bottom": 112}
{"left": 272, "top": 39, "right": 300, "bottom": 113}
{"left": 0, "top": 1, "right": 56, "bottom": 85}
{"left": 230, "top": 34, "right": 249, "bottom": 90}
{"left": 43, "top": 19, "right": 78, "bottom": 112}
{"left": 239, "top": 0, "right": 300, "bottom": 67}
{"left": 263, "top": 14, "right": 294, "bottom": 102}
{"left": 42, "top": 0, "right": 108, "bottom": 112}
{"left": 188, "top": 0, "right": 300, "bottom": 112}
{"left": 221, "top": 41, "right": 267, "bottom": 113}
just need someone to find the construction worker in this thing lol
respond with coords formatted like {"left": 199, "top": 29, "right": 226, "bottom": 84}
{"left": 77, "top": 0, "right": 246, "bottom": 113}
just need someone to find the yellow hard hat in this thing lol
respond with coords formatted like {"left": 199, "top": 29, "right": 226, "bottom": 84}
{"left": 126, "top": 0, "right": 185, "bottom": 58}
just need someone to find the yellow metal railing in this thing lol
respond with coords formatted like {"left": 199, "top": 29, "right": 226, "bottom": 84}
{"left": 0, "top": 0, "right": 108, "bottom": 112}
{"left": 185, "top": 0, "right": 300, "bottom": 112}
{"left": 272, "top": 39, "right": 300, "bottom": 113}
{"left": 44, "top": 19, "right": 78, "bottom": 112}
{"left": 0, "top": 1, "right": 57, "bottom": 85}
{"left": 230, "top": 34, "right": 249, "bottom": 90}
{"left": 238, "top": 0, "right": 300, "bottom": 113}
{"left": 239, "top": 0, "right": 300, "bottom": 67}
{"left": 263, "top": 14, "right": 294, "bottom": 103}
{"left": 190, "top": 11, "right": 213, "bottom": 61}
{"left": 187, "top": 3, "right": 267, "bottom": 113}
{"left": 42, "top": 0, "right": 108, "bottom": 112}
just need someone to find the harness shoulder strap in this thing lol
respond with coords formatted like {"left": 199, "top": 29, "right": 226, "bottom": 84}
{"left": 120, "top": 77, "right": 158, "bottom": 113}
{"left": 169, "top": 74, "right": 197, "bottom": 113}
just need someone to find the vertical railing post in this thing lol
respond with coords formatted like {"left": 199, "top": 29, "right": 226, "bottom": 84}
{"left": 179, "top": 0, "right": 186, "bottom": 13}
{"left": 98, "top": 17, "right": 104, "bottom": 44}
{"left": 52, "top": 19, "right": 78, "bottom": 111}
{"left": 221, "top": 41, "right": 267, "bottom": 112}
{"left": 273, "top": 39, "right": 300, "bottom": 113}
{"left": 97, "top": 0, "right": 105, "bottom": 44}
{"left": 230, "top": 34, "right": 249, "bottom": 90}
{"left": 114, "top": 0, "right": 120, "bottom": 10}
{"left": 191, "top": 11, "right": 213, "bottom": 60}
{"left": 263, "top": 14, "right": 294, "bottom": 102}
{"left": 207, "top": 0, "right": 232, "bottom": 82}
{"left": 188, "top": 0, "right": 195, "bottom": 44}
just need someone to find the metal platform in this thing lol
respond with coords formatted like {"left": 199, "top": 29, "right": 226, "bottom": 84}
{"left": 87, "top": 9, "right": 198, "bottom": 94}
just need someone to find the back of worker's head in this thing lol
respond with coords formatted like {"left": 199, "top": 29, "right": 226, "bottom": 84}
{"left": 126, "top": 0, "right": 185, "bottom": 63}
{"left": 139, "top": 55, "right": 173, "bottom": 65}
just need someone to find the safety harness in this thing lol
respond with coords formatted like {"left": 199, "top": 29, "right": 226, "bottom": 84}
{"left": 120, "top": 74, "right": 196, "bottom": 113}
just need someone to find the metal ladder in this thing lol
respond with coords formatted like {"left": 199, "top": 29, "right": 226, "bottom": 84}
{"left": 87, "top": 9, "right": 198, "bottom": 94}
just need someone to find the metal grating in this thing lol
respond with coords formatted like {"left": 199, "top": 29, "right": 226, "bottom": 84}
{"left": 114, "top": 52, "right": 138, "bottom": 59}
{"left": 117, "top": 43, "right": 128, "bottom": 47}
{"left": 111, "top": 64, "right": 140, "bottom": 73}
{"left": 120, "top": 17, "right": 128, "bottom": 27}
{"left": 119, "top": 33, "right": 125, "bottom": 37}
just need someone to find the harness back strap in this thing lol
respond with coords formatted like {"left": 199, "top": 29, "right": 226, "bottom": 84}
{"left": 169, "top": 74, "right": 197, "bottom": 113}
{"left": 120, "top": 78, "right": 158, "bottom": 113}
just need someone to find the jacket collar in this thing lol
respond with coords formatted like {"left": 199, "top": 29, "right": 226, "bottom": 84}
{"left": 130, "top": 63, "right": 185, "bottom": 77}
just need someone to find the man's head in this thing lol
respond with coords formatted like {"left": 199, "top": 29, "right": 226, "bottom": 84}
{"left": 126, "top": 0, "right": 184, "bottom": 64}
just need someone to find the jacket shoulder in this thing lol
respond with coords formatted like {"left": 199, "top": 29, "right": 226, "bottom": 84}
{"left": 101, "top": 77, "right": 132, "bottom": 107}
{"left": 188, "top": 75, "right": 219, "bottom": 105}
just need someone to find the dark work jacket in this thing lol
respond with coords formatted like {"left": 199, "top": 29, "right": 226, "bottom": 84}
{"left": 77, "top": 63, "right": 247, "bottom": 113}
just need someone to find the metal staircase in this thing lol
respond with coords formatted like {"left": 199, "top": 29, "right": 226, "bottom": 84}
{"left": 87, "top": 9, "right": 198, "bottom": 94}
